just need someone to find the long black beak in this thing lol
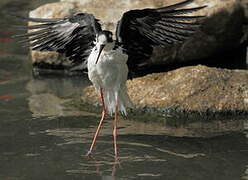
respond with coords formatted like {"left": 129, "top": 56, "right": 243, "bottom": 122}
{"left": 95, "top": 45, "right": 105, "bottom": 64}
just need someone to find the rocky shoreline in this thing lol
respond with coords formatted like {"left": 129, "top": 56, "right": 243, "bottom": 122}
{"left": 82, "top": 65, "right": 248, "bottom": 114}
{"left": 80, "top": 65, "right": 248, "bottom": 137}
{"left": 19, "top": 0, "right": 248, "bottom": 136}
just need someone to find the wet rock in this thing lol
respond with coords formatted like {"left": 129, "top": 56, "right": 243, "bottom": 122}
{"left": 82, "top": 65, "right": 248, "bottom": 113}
{"left": 28, "top": 0, "right": 246, "bottom": 75}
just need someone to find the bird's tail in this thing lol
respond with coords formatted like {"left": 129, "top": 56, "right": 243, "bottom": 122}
{"left": 103, "top": 85, "right": 133, "bottom": 116}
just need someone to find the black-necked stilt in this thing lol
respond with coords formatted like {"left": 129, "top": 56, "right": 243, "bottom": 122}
{"left": 14, "top": 0, "right": 206, "bottom": 161}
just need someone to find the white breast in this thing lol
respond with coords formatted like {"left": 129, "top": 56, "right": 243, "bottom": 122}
{"left": 87, "top": 45, "right": 128, "bottom": 91}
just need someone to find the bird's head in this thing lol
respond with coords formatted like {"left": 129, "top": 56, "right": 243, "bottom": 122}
{"left": 97, "top": 30, "right": 113, "bottom": 45}
{"left": 95, "top": 31, "right": 113, "bottom": 64}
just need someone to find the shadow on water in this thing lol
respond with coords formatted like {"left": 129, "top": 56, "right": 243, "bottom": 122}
{"left": 0, "top": 0, "right": 248, "bottom": 180}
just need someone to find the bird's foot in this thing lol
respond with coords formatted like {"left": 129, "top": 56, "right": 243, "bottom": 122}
{"left": 111, "top": 160, "right": 120, "bottom": 176}
{"left": 111, "top": 156, "right": 122, "bottom": 176}
{"left": 114, "top": 156, "right": 121, "bottom": 167}
{"left": 85, "top": 150, "right": 94, "bottom": 159}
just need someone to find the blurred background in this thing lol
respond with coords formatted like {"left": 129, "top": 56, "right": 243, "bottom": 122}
{"left": 0, "top": 0, "right": 248, "bottom": 180}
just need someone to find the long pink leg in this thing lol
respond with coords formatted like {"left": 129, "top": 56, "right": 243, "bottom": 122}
{"left": 113, "top": 102, "right": 119, "bottom": 161}
{"left": 86, "top": 88, "right": 106, "bottom": 157}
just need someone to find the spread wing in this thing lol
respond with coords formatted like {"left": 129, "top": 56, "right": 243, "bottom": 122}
{"left": 13, "top": 13, "right": 102, "bottom": 70}
{"left": 116, "top": 0, "right": 206, "bottom": 73}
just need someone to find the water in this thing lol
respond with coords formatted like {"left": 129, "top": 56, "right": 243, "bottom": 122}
{"left": 0, "top": 1, "right": 248, "bottom": 179}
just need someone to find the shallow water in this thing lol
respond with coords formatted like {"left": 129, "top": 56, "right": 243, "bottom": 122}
{"left": 0, "top": 1, "right": 248, "bottom": 180}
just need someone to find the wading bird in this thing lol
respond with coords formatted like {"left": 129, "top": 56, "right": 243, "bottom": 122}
{"left": 14, "top": 0, "right": 205, "bottom": 161}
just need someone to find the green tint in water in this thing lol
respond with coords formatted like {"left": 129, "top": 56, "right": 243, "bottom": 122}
{"left": 0, "top": 1, "right": 247, "bottom": 180}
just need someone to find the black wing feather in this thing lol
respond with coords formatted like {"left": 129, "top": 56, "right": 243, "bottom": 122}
{"left": 13, "top": 13, "right": 102, "bottom": 69}
{"left": 156, "top": 0, "right": 194, "bottom": 12}
{"left": 116, "top": 0, "right": 206, "bottom": 74}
